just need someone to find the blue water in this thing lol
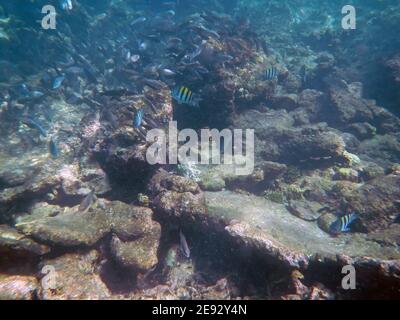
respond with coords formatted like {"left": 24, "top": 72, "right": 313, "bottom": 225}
{"left": 0, "top": 0, "right": 400, "bottom": 300}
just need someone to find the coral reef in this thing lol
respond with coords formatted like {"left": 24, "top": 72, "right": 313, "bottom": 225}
{"left": 0, "top": 0, "right": 400, "bottom": 300}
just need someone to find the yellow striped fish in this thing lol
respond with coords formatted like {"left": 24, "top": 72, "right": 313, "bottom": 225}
{"left": 171, "top": 86, "right": 199, "bottom": 107}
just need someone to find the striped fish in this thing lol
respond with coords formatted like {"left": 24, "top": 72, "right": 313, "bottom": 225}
{"left": 133, "top": 108, "right": 145, "bottom": 128}
{"left": 329, "top": 213, "right": 359, "bottom": 235}
{"left": 172, "top": 86, "right": 198, "bottom": 107}
{"left": 265, "top": 67, "right": 278, "bottom": 80}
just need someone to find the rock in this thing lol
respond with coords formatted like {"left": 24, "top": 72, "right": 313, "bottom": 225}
{"left": 154, "top": 190, "right": 206, "bottom": 221}
{"left": 317, "top": 213, "right": 339, "bottom": 234}
{"left": 59, "top": 163, "right": 111, "bottom": 197}
{"left": 333, "top": 168, "right": 360, "bottom": 183}
{"left": 286, "top": 200, "right": 324, "bottom": 222}
{"left": 199, "top": 170, "right": 226, "bottom": 191}
{"left": 198, "top": 156, "right": 275, "bottom": 192}
{"left": 386, "top": 54, "right": 400, "bottom": 82}
{"left": 341, "top": 151, "right": 361, "bottom": 167}
{"left": 93, "top": 89, "right": 173, "bottom": 182}
{"left": 232, "top": 110, "right": 346, "bottom": 165}
{"left": 347, "top": 122, "right": 377, "bottom": 140}
{"left": 206, "top": 191, "right": 400, "bottom": 264}
{"left": 328, "top": 85, "right": 374, "bottom": 125}
{"left": 296, "top": 89, "right": 326, "bottom": 123}
{"left": 161, "top": 175, "right": 201, "bottom": 194}
{"left": 108, "top": 203, "right": 161, "bottom": 272}
{"left": 15, "top": 203, "right": 110, "bottom": 247}
{"left": 325, "top": 80, "right": 400, "bottom": 135}
{"left": 149, "top": 170, "right": 206, "bottom": 222}
{"left": 38, "top": 250, "right": 111, "bottom": 300}
{"left": 273, "top": 126, "right": 346, "bottom": 164}
{"left": 270, "top": 93, "right": 298, "bottom": 111}
{"left": 262, "top": 161, "right": 288, "bottom": 181}
{"left": 345, "top": 174, "right": 400, "bottom": 231}
{"left": 0, "top": 224, "right": 50, "bottom": 257}
{"left": 370, "top": 105, "right": 400, "bottom": 134}
{"left": 340, "top": 133, "right": 360, "bottom": 153}
{"left": 358, "top": 134, "right": 400, "bottom": 167}
{"left": 110, "top": 234, "right": 160, "bottom": 272}
{"left": 165, "top": 258, "right": 195, "bottom": 290}
{"left": 361, "top": 163, "right": 385, "bottom": 181}
{"left": 198, "top": 278, "right": 231, "bottom": 300}
{"left": 0, "top": 275, "right": 39, "bottom": 300}
{"left": 0, "top": 169, "right": 61, "bottom": 205}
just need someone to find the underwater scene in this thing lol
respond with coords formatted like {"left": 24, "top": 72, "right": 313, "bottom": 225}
{"left": 0, "top": 0, "right": 399, "bottom": 301}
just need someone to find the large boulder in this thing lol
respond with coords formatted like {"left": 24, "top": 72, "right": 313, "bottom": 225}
{"left": 233, "top": 109, "right": 346, "bottom": 165}
{"left": 15, "top": 203, "right": 110, "bottom": 247}
{"left": 109, "top": 203, "right": 161, "bottom": 272}
{"left": 345, "top": 174, "right": 400, "bottom": 231}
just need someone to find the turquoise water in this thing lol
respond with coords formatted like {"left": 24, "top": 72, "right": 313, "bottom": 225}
{"left": 0, "top": 0, "right": 399, "bottom": 300}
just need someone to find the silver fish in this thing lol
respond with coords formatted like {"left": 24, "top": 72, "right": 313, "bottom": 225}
{"left": 179, "top": 230, "right": 190, "bottom": 258}
{"left": 130, "top": 16, "right": 147, "bottom": 26}
{"left": 159, "top": 68, "right": 176, "bottom": 77}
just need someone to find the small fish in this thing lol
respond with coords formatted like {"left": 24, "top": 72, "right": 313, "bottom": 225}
{"left": 65, "top": 66, "right": 84, "bottom": 75}
{"left": 130, "top": 54, "right": 140, "bottom": 63}
{"left": 265, "top": 67, "right": 279, "bottom": 80}
{"left": 49, "top": 137, "right": 59, "bottom": 158}
{"left": 59, "top": 0, "right": 73, "bottom": 11}
{"left": 159, "top": 68, "right": 176, "bottom": 77}
{"left": 22, "top": 117, "right": 47, "bottom": 137}
{"left": 300, "top": 65, "right": 307, "bottom": 85}
{"left": 393, "top": 213, "right": 400, "bottom": 224}
{"left": 329, "top": 213, "right": 359, "bottom": 235}
{"left": 172, "top": 86, "right": 199, "bottom": 107}
{"left": 52, "top": 76, "right": 65, "bottom": 89}
{"left": 30, "top": 91, "right": 44, "bottom": 99}
{"left": 139, "top": 41, "right": 149, "bottom": 52}
{"left": 164, "top": 10, "right": 176, "bottom": 17}
{"left": 121, "top": 48, "right": 131, "bottom": 62}
{"left": 133, "top": 108, "right": 145, "bottom": 128}
{"left": 130, "top": 16, "right": 147, "bottom": 26}
{"left": 17, "top": 83, "right": 31, "bottom": 98}
{"left": 78, "top": 190, "right": 97, "bottom": 213}
{"left": 179, "top": 230, "right": 190, "bottom": 258}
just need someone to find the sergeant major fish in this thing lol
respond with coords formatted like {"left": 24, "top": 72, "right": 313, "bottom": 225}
{"left": 265, "top": 67, "right": 278, "bottom": 80}
{"left": 172, "top": 86, "right": 200, "bottom": 107}
{"left": 329, "top": 213, "right": 359, "bottom": 235}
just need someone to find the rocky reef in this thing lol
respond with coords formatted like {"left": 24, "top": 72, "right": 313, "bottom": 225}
{"left": 1, "top": 0, "right": 400, "bottom": 300}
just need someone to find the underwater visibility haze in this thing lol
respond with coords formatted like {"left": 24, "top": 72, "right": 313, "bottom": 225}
{"left": 0, "top": 0, "right": 400, "bottom": 300}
